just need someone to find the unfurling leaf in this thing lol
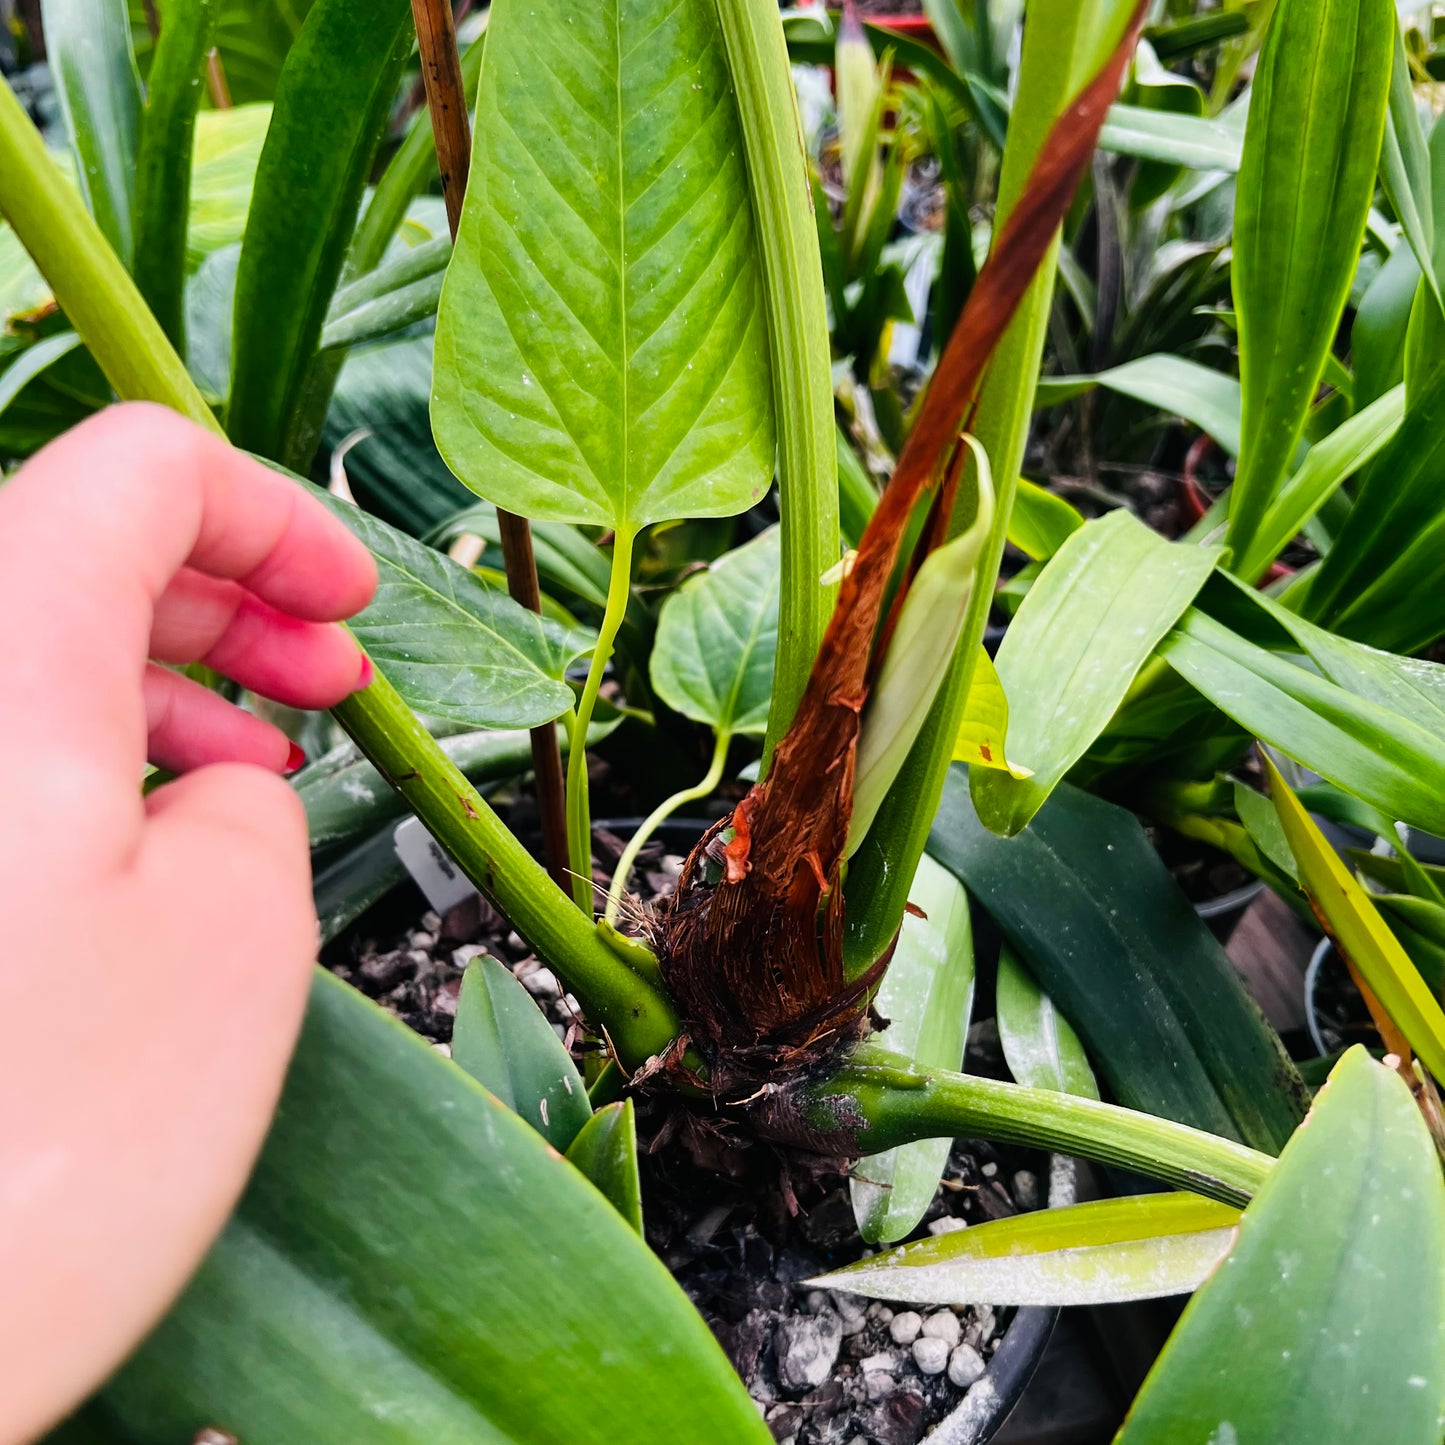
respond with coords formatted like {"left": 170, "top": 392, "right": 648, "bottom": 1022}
{"left": 952, "top": 649, "right": 1033, "bottom": 780}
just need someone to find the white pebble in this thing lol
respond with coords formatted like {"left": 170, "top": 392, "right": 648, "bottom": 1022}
{"left": 451, "top": 943, "right": 489, "bottom": 967}
{"left": 420, "top": 911, "right": 442, "bottom": 932}
{"left": 922, "top": 1311, "right": 962, "bottom": 1347}
{"left": 889, "top": 1310, "right": 923, "bottom": 1345}
{"left": 981, "top": 1162, "right": 998, "bottom": 1178}
{"left": 927, "top": 1215, "right": 969, "bottom": 1236}
{"left": 860, "top": 1351, "right": 898, "bottom": 1374}
{"left": 947, "top": 1343, "right": 987, "bottom": 1388}
{"left": 1013, "top": 1169, "right": 1041, "bottom": 1211}
{"left": 863, "top": 1370, "right": 896, "bottom": 1400}
{"left": 912, "top": 1337, "right": 949, "bottom": 1375}
{"left": 521, "top": 966, "right": 560, "bottom": 998}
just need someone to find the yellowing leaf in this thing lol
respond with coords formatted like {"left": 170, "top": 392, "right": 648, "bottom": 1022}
{"left": 953, "top": 647, "right": 1033, "bottom": 778}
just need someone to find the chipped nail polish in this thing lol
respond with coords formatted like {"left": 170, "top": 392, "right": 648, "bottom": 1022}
{"left": 284, "top": 741, "right": 307, "bottom": 775}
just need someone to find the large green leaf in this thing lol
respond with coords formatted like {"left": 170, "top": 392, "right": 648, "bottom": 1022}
{"left": 55, "top": 972, "right": 769, "bottom": 1443}
{"left": 133, "top": 0, "right": 221, "bottom": 348}
{"left": 995, "top": 946, "right": 1098, "bottom": 1100}
{"left": 931, "top": 769, "right": 1307, "bottom": 1154}
{"left": 815, "top": 1194, "right": 1240, "bottom": 1308}
{"left": 188, "top": 105, "right": 272, "bottom": 268}
{"left": 972, "top": 511, "right": 1220, "bottom": 836}
{"left": 1034, "top": 354, "right": 1242, "bottom": 456}
{"left": 1225, "top": 0, "right": 1394, "bottom": 556}
{"left": 452, "top": 959, "right": 593, "bottom": 1151}
{"left": 1117, "top": 1048, "right": 1445, "bottom": 1445}
{"left": 650, "top": 527, "right": 780, "bottom": 738}
{"left": 41, "top": 0, "right": 143, "bottom": 265}
{"left": 850, "top": 854, "right": 976, "bottom": 1245}
{"left": 431, "top": 0, "right": 775, "bottom": 534}
{"left": 227, "top": 0, "right": 413, "bottom": 465}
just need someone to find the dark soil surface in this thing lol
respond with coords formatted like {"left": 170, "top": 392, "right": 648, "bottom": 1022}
{"left": 328, "top": 833, "right": 1044, "bottom": 1444}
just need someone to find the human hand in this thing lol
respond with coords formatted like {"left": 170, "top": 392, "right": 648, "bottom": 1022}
{"left": 0, "top": 404, "right": 377, "bottom": 1443}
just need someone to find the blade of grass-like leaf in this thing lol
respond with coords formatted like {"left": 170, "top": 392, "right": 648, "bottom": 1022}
{"left": 565, "top": 1099, "right": 644, "bottom": 1234}
{"left": 1116, "top": 1048, "right": 1445, "bottom": 1445}
{"left": 227, "top": 0, "right": 414, "bottom": 465}
{"left": 0, "top": 332, "right": 83, "bottom": 418}
{"left": 452, "top": 958, "right": 593, "bottom": 1151}
{"left": 321, "top": 234, "right": 451, "bottom": 349}
{"left": 1097, "top": 102, "right": 1242, "bottom": 172}
{"left": 995, "top": 947, "right": 1098, "bottom": 1099}
{"left": 850, "top": 854, "right": 975, "bottom": 1244}
{"left": 815, "top": 1194, "right": 1240, "bottom": 1308}
{"left": 59, "top": 972, "right": 770, "bottom": 1443}
{"left": 1034, "top": 354, "right": 1242, "bottom": 456}
{"left": 320, "top": 268, "right": 445, "bottom": 351}
{"left": 133, "top": 0, "right": 221, "bottom": 348}
{"left": 972, "top": 510, "right": 1220, "bottom": 836}
{"left": 40, "top": 0, "right": 143, "bottom": 265}
{"left": 1225, "top": 0, "right": 1394, "bottom": 558}
{"left": 1007, "top": 476, "right": 1083, "bottom": 561}
{"left": 1265, "top": 757, "right": 1445, "bottom": 1082}
{"left": 1379, "top": 24, "right": 1439, "bottom": 306}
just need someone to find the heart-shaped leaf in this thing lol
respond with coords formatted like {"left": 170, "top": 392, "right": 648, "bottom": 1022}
{"left": 432, "top": 0, "right": 775, "bottom": 534}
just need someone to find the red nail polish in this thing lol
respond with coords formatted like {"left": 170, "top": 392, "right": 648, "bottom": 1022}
{"left": 355, "top": 653, "right": 374, "bottom": 691}
{"left": 284, "top": 741, "right": 307, "bottom": 775}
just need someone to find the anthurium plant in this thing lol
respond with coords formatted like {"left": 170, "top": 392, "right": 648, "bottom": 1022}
{"left": 3, "top": 0, "right": 1445, "bottom": 1438}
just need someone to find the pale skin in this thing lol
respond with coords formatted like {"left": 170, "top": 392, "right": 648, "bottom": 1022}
{"left": 0, "top": 404, "right": 379, "bottom": 1444}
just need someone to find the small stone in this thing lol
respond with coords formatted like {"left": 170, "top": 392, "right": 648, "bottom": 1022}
{"left": 947, "top": 1343, "right": 987, "bottom": 1389}
{"left": 912, "top": 1336, "right": 949, "bottom": 1375}
{"left": 451, "top": 943, "right": 489, "bottom": 968}
{"left": 921, "top": 1311, "right": 961, "bottom": 1348}
{"left": 927, "top": 1215, "right": 968, "bottom": 1236}
{"left": 805, "top": 1290, "right": 830, "bottom": 1314}
{"left": 860, "top": 1351, "right": 899, "bottom": 1375}
{"left": 521, "top": 966, "right": 561, "bottom": 999}
{"left": 431, "top": 1041, "right": 452, "bottom": 1058}
{"left": 888, "top": 1310, "right": 922, "bottom": 1345}
{"left": 420, "top": 910, "right": 442, "bottom": 933}
{"left": 776, "top": 1311, "right": 842, "bottom": 1392}
{"left": 964, "top": 1307, "right": 997, "bottom": 1350}
{"left": 863, "top": 1371, "right": 896, "bottom": 1400}
{"left": 409, "top": 930, "right": 437, "bottom": 950}
{"left": 981, "top": 1161, "right": 998, "bottom": 1178}
{"left": 1013, "top": 1169, "right": 1041, "bottom": 1211}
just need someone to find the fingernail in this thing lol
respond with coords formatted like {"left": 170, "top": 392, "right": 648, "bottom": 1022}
{"left": 284, "top": 741, "right": 307, "bottom": 775}
{"left": 355, "top": 652, "right": 374, "bottom": 692}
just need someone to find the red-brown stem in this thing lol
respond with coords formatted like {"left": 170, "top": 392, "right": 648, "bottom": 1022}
{"left": 410, "top": 0, "right": 570, "bottom": 887}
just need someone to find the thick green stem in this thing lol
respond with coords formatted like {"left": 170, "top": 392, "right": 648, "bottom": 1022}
{"left": 0, "top": 74, "right": 219, "bottom": 433}
{"left": 604, "top": 730, "right": 730, "bottom": 927}
{"left": 713, "top": 0, "right": 839, "bottom": 768}
{"left": 567, "top": 528, "right": 636, "bottom": 911}
{"left": 815, "top": 1049, "right": 1274, "bottom": 1207}
{"left": 333, "top": 670, "right": 681, "bottom": 1066}
{"left": 843, "top": 0, "right": 1139, "bottom": 973}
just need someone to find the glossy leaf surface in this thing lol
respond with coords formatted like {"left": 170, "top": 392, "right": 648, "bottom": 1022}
{"left": 1007, "top": 476, "right": 1084, "bottom": 561}
{"left": 650, "top": 527, "right": 780, "bottom": 737}
{"left": 1225, "top": 0, "right": 1393, "bottom": 555}
{"left": 973, "top": 511, "right": 1219, "bottom": 836}
{"left": 952, "top": 648, "right": 1032, "bottom": 780}
{"left": 565, "top": 1099, "right": 644, "bottom": 1235}
{"left": 995, "top": 947, "right": 1098, "bottom": 1099}
{"left": 433, "top": 0, "right": 775, "bottom": 532}
{"left": 817, "top": 1194, "right": 1239, "bottom": 1308}
{"left": 932, "top": 769, "right": 1306, "bottom": 1153}
{"left": 57, "top": 973, "right": 769, "bottom": 1443}
{"left": 851, "top": 854, "right": 975, "bottom": 1244}
{"left": 1117, "top": 1049, "right": 1445, "bottom": 1445}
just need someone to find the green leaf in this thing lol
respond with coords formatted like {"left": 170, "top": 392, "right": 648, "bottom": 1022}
{"left": 995, "top": 946, "right": 1098, "bottom": 1099}
{"left": 0, "top": 332, "right": 84, "bottom": 420}
{"left": 227, "top": 0, "right": 413, "bottom": 465}
{"left": 851, "top": 854, "right": 976, "bottom": 1245}
{"left": 1117, "top": 1048, "right": 1445, "bottom": 1445}
{"left": 972, "top": 511, "right": 1220, "bottom": 836}
{"left": 187, "top": 104, "right": 272, "bottom": 268}
{"left": 133, "top": 0, "right": 221, "bottom": 348}
{"left": 1034, "top": 354, "right": 1242, "bottom": 456}
{"left": 1265, "top": 756, "right": 1445, "bottom": 1082}
{"left": 41, "top": 0, "right": 143, "bottom": 265}
{"left": 1007, "top": 475, "right": 1084, "bottom": 561}
{"left": 1159, "top": 598, "right": 1445, "bottom": 837}
{"left": 815, "top": 1194, "right": 1240, "bottom": 1308}
{"left": 1225, "top": 0, "right": 1394, "bottom": 557}
{"left": 432, "top": 0, "right": 775, "bottom": 535}
{"left": 931, "top": 769, "right": 1307, "bottom": 1154}
{"left": 294, "top": 469, "right": 589, "bottom": 729}
{"left": 1379, "top": 25, "right": 1439, "bottom": 305}
{"left": 951, "top": 647, "right": 1032, "bottom": 780}
{"left": 59, "top": 971, "right": 768, "bottom": 1443}
{"left": 565, "top": 1099, "right": 644, "bottom": 1234}
{"left": 1097, "top": 102, "right": 1242, "bottom": 173}
{"left": 649, "top": 527, "right": 780, "bottom": 738}
{"left": 321, "top": 236, "right": 450, "bottom": 351}
{"left": 452, "top": 958, "right": 593, "bottom": 1151}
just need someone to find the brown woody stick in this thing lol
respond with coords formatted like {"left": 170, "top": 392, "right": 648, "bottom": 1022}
{"left": 410, "top": 0, "right": 571, "bottom": 888}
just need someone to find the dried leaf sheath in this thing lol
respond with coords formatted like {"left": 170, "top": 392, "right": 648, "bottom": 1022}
{"left": 659, "top": 0, "right": 1148, "bottom": 1081}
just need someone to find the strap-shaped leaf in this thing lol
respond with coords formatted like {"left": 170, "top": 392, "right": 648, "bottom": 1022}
{"left": 651, "top": 527, "right": 780, "bottom": 737}
{"left": 452, "top": 959, "right": 592, "bottom": 1151}
{"left": 432, "top": 0, "right": 776, "bottom": 532}
{"left": 55, "top": 972, "right": 770, "bottom": 1443}
{"left": 566, "top": 1099, "right": 644, "bottom": 1234}
{"left": 1117, "top": 1049, "right": 1445, "bottom": 1445}
{"left": 850, "top": 854, "right": 975, "bottom": 1245}
{"left": 815, "top": 1194, "right": 1240, "bottom": 1308}
{"left": 996, "top": 946, "right": 1098, "bottom": 1099}
{"left": 972, "top": 510, "right": 1220, "bottom": 836}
